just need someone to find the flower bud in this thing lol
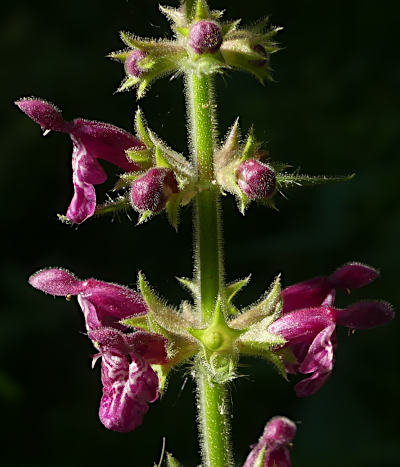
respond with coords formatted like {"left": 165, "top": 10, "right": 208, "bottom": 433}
{"left": 263, "top": 416, "right": 297, "bottom": 445}
{"left": 189, "top": 20, "right": 223, "bottom": 54}
{"left": 244, "top": 416, "right": 296, "bottom": 467}
{"left": 237, "top": 159, "right": 276, "bottom": 199}
{"left": 130, "top": 167, "right": 179, "bottom": 213}
{"left": 251, "top": 44, "right": 268, "bottom": 67}
{"left": 125, "top": 49, "right": 147, "bottom": 77}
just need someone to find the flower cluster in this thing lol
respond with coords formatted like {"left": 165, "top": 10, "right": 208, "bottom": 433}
{"left": 110, "top": 0, "right": 281, "bottom": 97}
{"left": 29, "top": 268, "right": 168, "bottom": 432}
{"left": 269, "top": 263, "right": 394, "bottom": 396}
{"left": 15, "top": 94, "right": 353, "bottom": 227}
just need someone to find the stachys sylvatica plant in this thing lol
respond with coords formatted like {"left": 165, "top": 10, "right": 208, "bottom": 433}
{"left": 16, "top": 1, "right": 394, "bottom": 466}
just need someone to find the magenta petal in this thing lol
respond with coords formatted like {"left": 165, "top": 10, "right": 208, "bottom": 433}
{"left": 15, "top": 98, "right": 72, "bottom": 132}
{"left": 266, "top": 448, "right": 292, "bottom": 467}
{"left": 99, "top": 352, "right": 158, "bottom": 432}
{"left": 299, "top": 324, "right": 336, "bottom": 374}
{"left": 329, "top": 262, "right": 379, "bottom": 289}
{"left": 79, "top": 279, "right": 147, "bottom": 320}
{"left": 295, "top": 324, "right": 336, "bottom": 397}
{"left": 78, "top": 297, "right": 104, "bottom": 332}
{"left": 29, "top": 268, "right": 83, "bottom": 295}
{"left": 126, "top": 331, "right": 168, "bottom": 365}
{"left": 282, "top": 277, "right": 332, "bottom": 313}
{"left": 294, "top": 370, "right": 331, "bottom": 398}
{"left": 75, "top": 151, "right": 107, "bottom": 185}
{"left": 263, "top": 416, "right": 297, "bottom": 445}
{"left": 66, "top": 177, "right": 96, "bottom": 224}
{"left": 72, "top": 119, "right": 143, "bottom": 172}
{"left": 89, "top": 328, "right": 129, "bottom": 354}
{"left": 268, "top": 307, "right": 335, "bottom": 344}
{"left": 336, "top": 300, "right": 394, "bottom": 329}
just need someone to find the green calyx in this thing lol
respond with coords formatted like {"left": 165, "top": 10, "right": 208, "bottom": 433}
{"left": 188, "top": 299, "right": 246, "bottom": 354}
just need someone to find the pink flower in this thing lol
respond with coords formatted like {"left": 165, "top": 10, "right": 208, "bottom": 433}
{"left": 130, "top": 167, "right": 179, "bottom": 213}
{"left": 282, "top": 262, "right": 379, "bottom": 313}
{"left": 89, "top": 327, "right": 167, "bottom": 432}
{"left": 269, "top": 264, "right": 394, "bottom": 397}
{"left": 189, "top": 20, "right": 223, "bottom": 55}
{"left": 236, "top": 159, "right": 276, "bottom": 200}
{"left": 243, "top": 416, "right": 296, "bottom": 467}
{"left": 29, "top": 268, "right": 147, "bottom": 332}
{"left": 15, "top": 98, "right": 144, "bottom": 223}
{"left": 125, "top": 49, "right": 147, "bottom": 77}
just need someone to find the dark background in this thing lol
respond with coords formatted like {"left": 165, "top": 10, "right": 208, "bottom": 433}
{"left": 2, "top": 0, "right": 399, "bottom": 465}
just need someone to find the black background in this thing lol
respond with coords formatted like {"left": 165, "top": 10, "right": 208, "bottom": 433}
{"left": 2, "top": 0, "right": 399, "bottom": 465}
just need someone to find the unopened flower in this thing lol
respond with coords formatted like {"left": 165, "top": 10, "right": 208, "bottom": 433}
{"left": 237, "top": 159, "right": 276, "bottom": 200}
{"left": 15, "top": 98, "right": 144, "bottom": 223}
{"left": 29, "top": 268, "right": 147, "bottom": 332}
{"left": 130, "top": 167, "right": 179, "bottom": 213}
{"left": 243, "top": 416, "right": 296, "bottom": 467}
{"left": 282, "top": 262, "right": 379, "bottom": 314}
{"left": 269, "top": 265, "right": 394, "bottom": 397}
{"left": 125, "top": 49, "right": 147, "bottom": 77}
{"left": 251, "top": 45, "right": 268, "bottom": 67}
{"left": 90, "top": 327, "right": 167, "bottom": 432}
{"left": 189, "top": 20, "right": 223, "bottom": 54}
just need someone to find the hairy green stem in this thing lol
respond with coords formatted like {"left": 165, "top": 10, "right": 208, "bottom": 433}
{"left": 186, "top": 71, "right": 233, "bottom": 467}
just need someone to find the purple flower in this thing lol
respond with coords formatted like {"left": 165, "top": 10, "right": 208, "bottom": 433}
{"left": 29, "top": 268, "right": 147, "bottom": 332}
{"left": 189, "top": 20, "right": 223, "bottom": 54}
{"left": 236, "top": 159, "right": 276, "bottom": 200}
{"left": 269, "top": 266, "right": 394, "bottom": 396}
{"left": 243, "top": 416, "right": 296, "bottom": 467}
{"left": 90, "top": 327, "right": 167, "bottom": 432}
{"left": 130, "top": 167, "right": 179, "bottom": 213}
{"left": 282, "top": 262, "right": 379, "bottom": 314}
{"left": 125, "top": 49, "right": 147, "bottom": 78}
{"left": 15, "top": 98, "right": 144, "bottom": 223}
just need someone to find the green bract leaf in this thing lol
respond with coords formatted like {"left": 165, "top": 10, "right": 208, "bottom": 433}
{"left": 241, "top": 127, "right": 257, "bottom": 161}
{"left": 138, "top": 273, "right": 193, "bottom": 339}
{"left": 137, "top": 210, "right": 153, "bottom": 224}
{"left": 117, "top": 76, "right": 140, "bottom": 93}
{"left": 230, "top": 275, "right": 282, "bottom": 329}
{"left": 277, "top": 173, "right": 355, "bottom": 189}
{"left": 126, "top": 148, "right": 152, "bottom": 164}
{"left": 135, "top": 108, "right": 153, "bottom": 149}
{"left": 159, "top": 5, "right": 186, "bottom": 28}
{"left": 166, "top": 453, "right": 183, "bottom": 467}
{"left": 108, "top": 50, "right": 130, "bottom": 61}
{"left": 166, "top": 193, "right": 180, "bottom": 230}
{"left": 194, "top": 0, "right": 210, "bottom": 21}
{"left": 113, "top": 172, "right": 144, "bottom": 191}
{"left": 214, "top": 118, "right": 240, "bottom": 170}
{"left": 225, "top": 275, "right": 251, "bottom": 306}
{"left": 221, "top": 20, "right": 241, "bottom": 36}
{"left": 94, "top": 197, "right": 131, "bottom": 217}
{"left": 147, "top": 130, "right": 194, "bottom": 177}
{"left": 239, "top": 339, "right": 287, "bottom": 379}
{"left": 254, "top": 446, "right": 266, "bottom": 467}
{"left": 155, "top": 145, "right": 172, "bottom": 169}
{"left": 176, "top": 277, "right": 199, "bottom": 297}
{"left": 120, "top": 314, "right": 149, "bottom": 331}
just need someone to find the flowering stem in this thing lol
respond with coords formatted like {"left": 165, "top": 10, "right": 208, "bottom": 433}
{"left": 186, "top": 71, "right": 233, "bottom": 467}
